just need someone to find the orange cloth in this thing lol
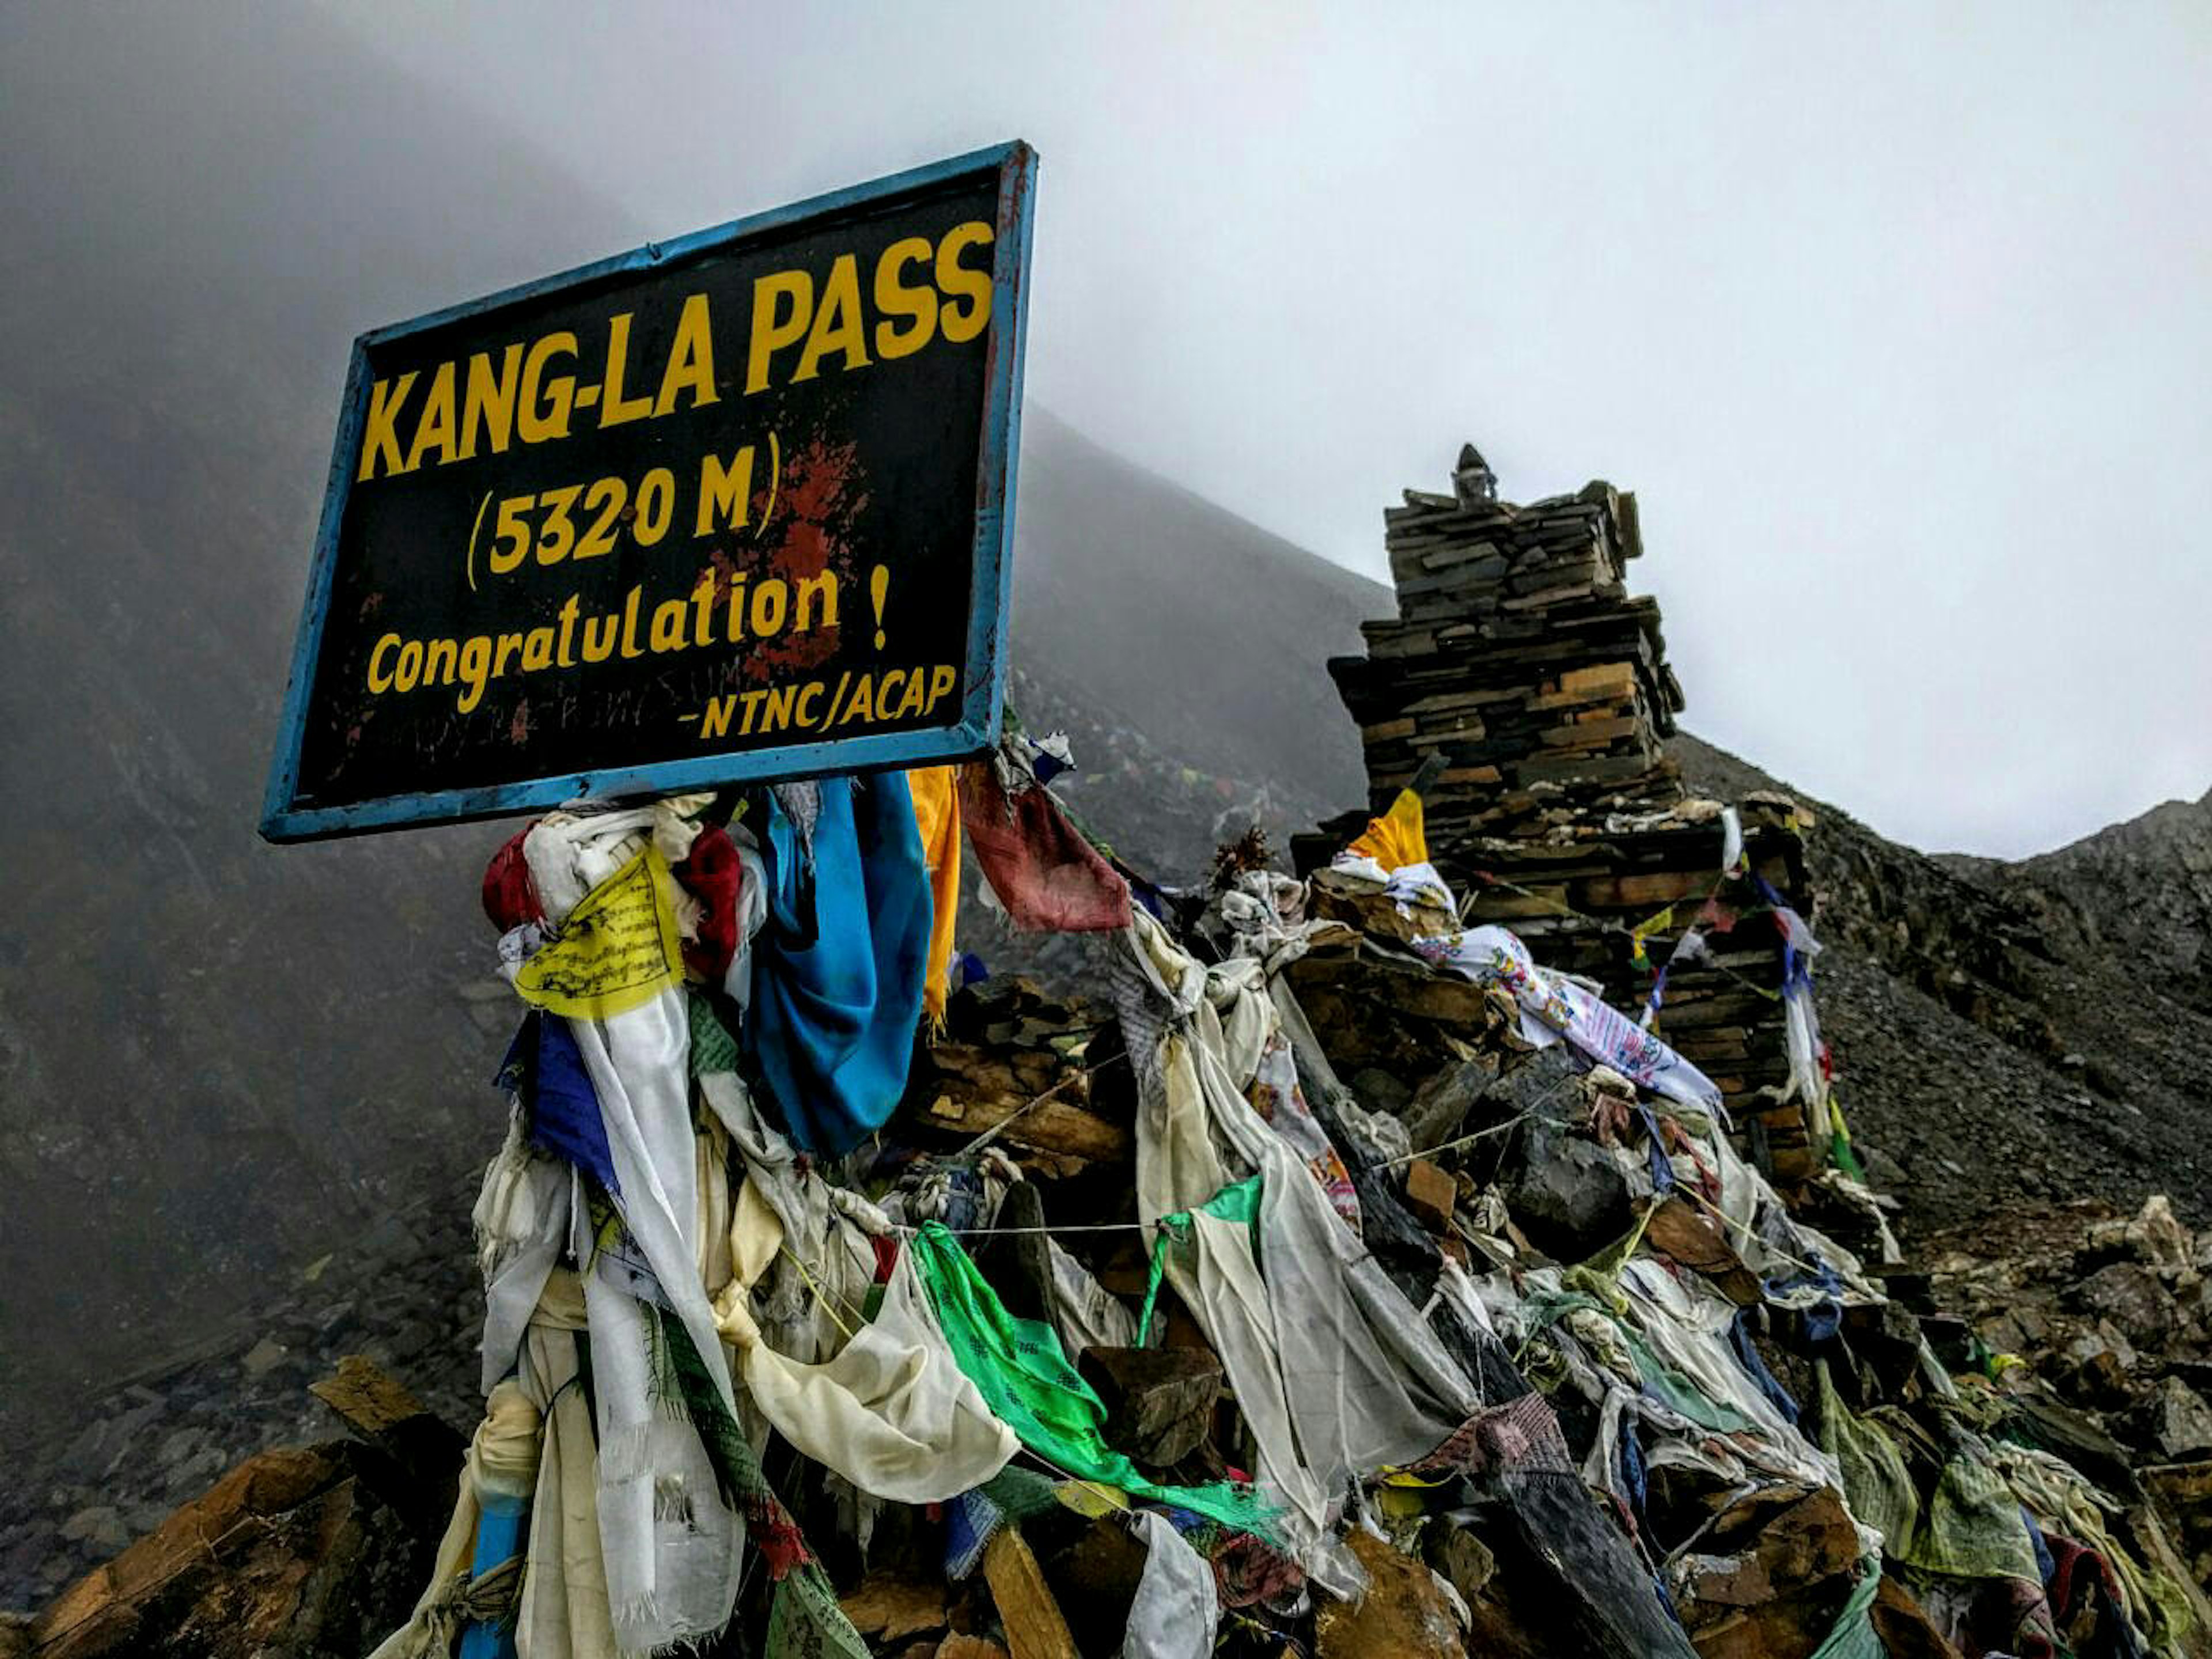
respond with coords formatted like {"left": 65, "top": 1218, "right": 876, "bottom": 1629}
{"left": 906, "top": 765, "right": 962, "bottom": 1026}
{"left": 1346, "top": 788, "right": 1428, "bottom": 873}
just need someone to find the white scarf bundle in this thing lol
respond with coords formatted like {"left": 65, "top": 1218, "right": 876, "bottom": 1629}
{"left": 1113, "top": 910, "right": 1477, "bottom": 1596}
{"left": 524, "top": 806, "right": 744, "bottom": 1653}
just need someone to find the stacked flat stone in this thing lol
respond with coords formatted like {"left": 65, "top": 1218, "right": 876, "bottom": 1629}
{"left": 1300, "top": 446, "right": 1827, "bottom": 1188}
{"left": 1336, "top": 457, "right": 1683, "bottom": 828}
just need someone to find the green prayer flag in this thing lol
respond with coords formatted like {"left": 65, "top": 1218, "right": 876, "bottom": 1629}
{"left": 687, "top": 988, "right": 741, "bottom": 1078}
{"left": 911, "top": 1221, "right": 1277, "bottom": 1539}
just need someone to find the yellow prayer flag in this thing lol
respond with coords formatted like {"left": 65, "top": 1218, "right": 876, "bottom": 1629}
{"left": 1346, "top": 787, "right": 1428, "bottom": 873}
{"left": 905, "top": 765, "right": 962, "bottom": 1027}
{"left": 512, "top": 846, "right": 684, "bottom": 1020}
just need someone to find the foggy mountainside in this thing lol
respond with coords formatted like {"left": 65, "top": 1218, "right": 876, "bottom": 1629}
{"left": 1665, "top": 735, "right": 2212, "bottom": 1237}
{"left": 1944, "top": 788, "right": 2212, "bottom": 1014}
{"left": 0, "top": 3, "right": 1378, "bottom": 1450}
{"left": 2, "top": 0, "right": 2207, "bottom": 1569}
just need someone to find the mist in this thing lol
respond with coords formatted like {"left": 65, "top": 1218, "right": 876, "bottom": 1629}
{"left": 329, "top": 0, "right": 2212, "bottom": 859}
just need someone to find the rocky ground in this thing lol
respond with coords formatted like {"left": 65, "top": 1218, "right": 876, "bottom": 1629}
{"left": 0, "top": 1165, "right": 490, "bottom": 1613}
{"left": 5, "top": 734, "right": 2209, "bottom": 1634}
{"left": 1671, "top": 734, "right": 2212, "bottom": 1236}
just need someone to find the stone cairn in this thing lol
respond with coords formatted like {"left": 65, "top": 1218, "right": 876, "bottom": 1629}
{"left": 1297, "top": 444, "right": 1827, "bottom": 1188}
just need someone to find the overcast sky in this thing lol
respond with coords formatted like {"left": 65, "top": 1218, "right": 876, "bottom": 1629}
{"left": 336, "top": 1, "right": 2209, "bottom": 858}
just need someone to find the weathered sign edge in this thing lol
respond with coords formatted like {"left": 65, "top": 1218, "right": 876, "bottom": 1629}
{"left": 260, "top": 138, "right": 1036, "bottom": 844}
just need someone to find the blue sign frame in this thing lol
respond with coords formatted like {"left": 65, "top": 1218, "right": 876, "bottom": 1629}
{"left": 261, "top": 141, "right": 1037, "bottom": 842}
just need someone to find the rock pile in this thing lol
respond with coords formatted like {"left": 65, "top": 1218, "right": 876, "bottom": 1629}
{"left": 1323, "top": 445, "right": 1683, "bottom": 825}
{"left": 1302, "top": 448, "right": 1825, "bottom": 1188}
{"left": 12, "top": 448, "right": 2211, "bottom": 1659}
{"left": 21, "top": 933, "right": 2211, "bottom": 1658}
{"left": 1922, "top": 1194, "right": 2212, "bottom": 1588}
{"left": 7, "top": 1428, "right": 450, "bottom": 1659}
{"left": 0, "top": 1167, "right": 486, "bottom": 1616}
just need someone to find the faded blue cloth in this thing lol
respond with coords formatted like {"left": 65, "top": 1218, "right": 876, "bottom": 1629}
{"left": 1637, "top": 1103, "right": 1676, "bottom": 1195}
{"left": 498, "top": 1011, "right": 618, "bottom": 1192}
{"left": 1729, "top": 1308, "right": 1800, "bottom": 1425}
{"left": 1620, "top": 1415, "right": 1649, "bottom": 1516}
{"left": 747, "top": 774, "right": 933, "bottom": 1153}
{"left": 1766, "top": 1257, "right": 1846, "bottom": 1345}
{"left": 2024, "top": 1506, "right": 2055, "bottom": 1586}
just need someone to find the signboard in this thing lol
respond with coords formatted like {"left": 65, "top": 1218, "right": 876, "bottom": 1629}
{"left": 262, "top": 141, "right": 1036, "bottom": 842}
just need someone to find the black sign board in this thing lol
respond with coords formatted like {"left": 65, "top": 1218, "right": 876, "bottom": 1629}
{"left": 262, "top": 142, "right": 1036, "bottom": 841}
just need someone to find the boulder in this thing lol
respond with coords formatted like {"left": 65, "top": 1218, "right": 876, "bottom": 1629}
{"left": 1645, "top": 1196, "right": 1762, "bottom": 1305}
{"left": 1314, "top": 1528, "right": 1465, "bottom": 1659}
{"left": 1499, "top": 1113, "right": 1637, "bottom": 1262}
{"left": 1040, "top": 1517, "right": 1149, "bottom": 1659}
{"left": 1403, "top": 1158, "right": 1458, "bottom": 1234}
{"left": 27, "top": 1441, "right": 430, "bottom": 1659}
{"left": 1674, "top": 1484, "right": 1862, "bottom": 1659}
{"left": 1402, "top": 1054, "right": 1499, "bottom": 1152}
{"left": 840, "top": 1571, "right": 950, "bottom": 1647}
{"left": 308, "top": 1354, "right": 464, "bottom": 1522}
{"left": 1869, "top": 1573, "right": 1964, "bottom": 1658}
{"left": 1078, "top": 1346, "right": 1222, "bottom": 1469}
{"left": 2144, "top": 1376, "right": 2212, "bottom": 1461}
{"left": 2088, "top": 1194, "right": 2198, "bottom": 1282}
{"left": 2072, "top": 1261, "right": 2184, "bottom": 1352}
{"left": 982, "top": 1528, "right": 1078, "bottom": 1659}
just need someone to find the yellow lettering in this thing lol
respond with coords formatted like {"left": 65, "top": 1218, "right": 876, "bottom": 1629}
{"left": 749, "top": 578, "right": 789, "bottom": 638}
{"left": 457, "top": 636, "right": 494, "bottom": 711}
{"left": 460, "top": 345, "right": 523, "bottom": 460}
{"left": 556, "top": 595, "right": 580, "bottom": 665}
{"left": 746, "top": 270, "right": 812, "bottom": 393}
{"left": 357, "top": 372, "right": 418, "bottom": 482}
{"left": 522, "top": 627, "right": 555, "bottom": 671}
{"left": 648, "top": 598, "right": 690, "bottom": 653}
{"left": 366, "top": 632, "right": 402, "bottom": 692}
{"left": 937, "top": 222, "right": 994, "bottom": 343}
{"left": 619, "top": 586, "right": 644, "bottom": 657}
{"left": 518, "top": 331, "right": 578, "bottom": 444}
{"left": 535, "top": 485, "right": 580, "bottom": 565}
{"left": 793, "top": 571, "right": 838, "bottom": 632}
{"left": 796, "top": 680, "right": 824, "bottom": 726}
{"left": 893, "top": 668, "right": 926, "bottom": 717}
{"left": 654, "top": 294, "right": 718, "bottom": 416}
{"left": 690, "top": 570, "right": 716, "bottom": 645}
{"left": 394, "top": 639, "right": 424, "bottom": 692}
{"left": 696, "top": 446, "right": 754, "bottom": 536}
{"left": 926, "top": 662, "right": 957, "bottom": 711}
{"left": 700, "top": 693, "right": 738, "bottom": 740}
{"left": 873, "top": 237, "right": 939, "bottom": 361}
{"left": 599, "top": 312, "right": 655, "bottom": 426}
{"left": 793, "top": 253, "right": 871, "bottom": 382}
{"left": 403, "top": 361, "right": 459, "bottom": 473}
{"left": 581, "top": 612, "right": 619, "bottom": 664}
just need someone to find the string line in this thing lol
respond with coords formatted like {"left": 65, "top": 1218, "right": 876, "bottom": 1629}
{"left": 956, "top": 1048, "right": 1133, "bottom": 1156}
